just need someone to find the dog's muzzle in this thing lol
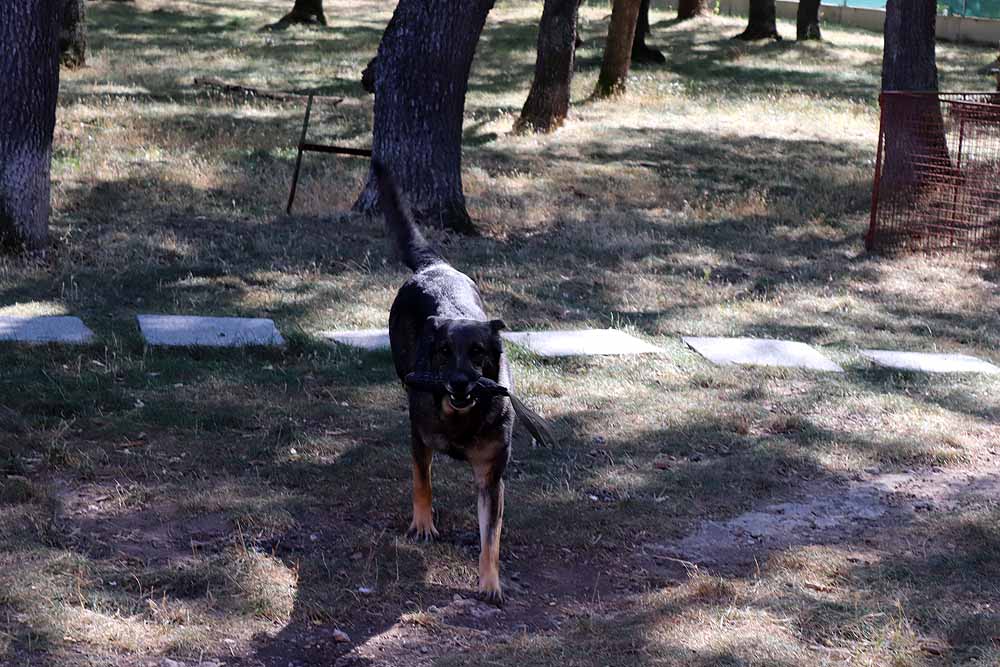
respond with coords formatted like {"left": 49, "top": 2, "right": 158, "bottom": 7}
{"left": 403, "top": 372, "right": 510, "bottom": 408}
{"left": 445, "top": 380, "right": 477, "bottom": 410}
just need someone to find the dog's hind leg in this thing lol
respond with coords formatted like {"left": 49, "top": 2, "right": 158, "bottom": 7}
{"left": 472, "top": 458, "right": 506, "bottom": 606}
{"left": 407, "top": 432, "right": 439, "bottom": 541}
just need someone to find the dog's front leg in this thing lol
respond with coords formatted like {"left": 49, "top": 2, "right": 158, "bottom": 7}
{"left": 407, "top": 430, "right": 438, "bottom": 541}
{"left": 473, "top": 459, "right": 506, "bottom": 606}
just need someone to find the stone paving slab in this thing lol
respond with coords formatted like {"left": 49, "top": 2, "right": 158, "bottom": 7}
{"left": 138, "top": 315, "right": 285, "bottom": 347}
{"left": 0, "top": 315, "right": 94, "bottom": 344}
{"left": 501, "top": 329, "right": 662, "bottom": 357}
{"left": 319, "top": 329, "right": 391, "bottom": 351}
{"left": 320, "top": 328, "right": 662, "bottom": 357}
{"left": 683, "top": 336, "right": 844, "bottom": 372}
{"left": 861, "top": 350, "right": 1000, "bottom": 374}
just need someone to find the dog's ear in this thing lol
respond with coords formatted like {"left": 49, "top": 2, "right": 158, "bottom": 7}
{"left": 487, "top": 320, "right": 505, "bottom": 349}
{"left": 424, "top": 316, "right": 445, "bottom": 333}
{"left": 483, "top": 319, "right": 505, "bottom": 380}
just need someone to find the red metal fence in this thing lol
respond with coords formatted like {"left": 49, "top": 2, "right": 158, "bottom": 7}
{"left": 867, "top": 91, "right": 1000, "bottom": 262}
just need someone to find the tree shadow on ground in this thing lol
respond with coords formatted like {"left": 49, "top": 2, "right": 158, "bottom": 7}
{"left": 646, "top": 21, "right": 879, "bottom": 102}
{"left": 4, "top": 336, "right": 999, "bottom": 664}
{"left": 0, "top": 387, "right": 843, "bottom": 665}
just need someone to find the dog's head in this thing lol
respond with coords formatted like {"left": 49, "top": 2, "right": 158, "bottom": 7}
{"left": 419, "top": 316, "right": 505, "bottom": 413}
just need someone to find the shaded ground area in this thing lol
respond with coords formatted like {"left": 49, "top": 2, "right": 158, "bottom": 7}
{"left": 2, "top": 1, "right": 1000, "bottom": 666}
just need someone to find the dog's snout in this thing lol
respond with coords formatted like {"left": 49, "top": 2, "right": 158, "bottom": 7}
{"left": 446, "top": 374, "right": 476, "bottom": 397}
{"left": 447, "top": 380, "right": 470, "bottom": 397}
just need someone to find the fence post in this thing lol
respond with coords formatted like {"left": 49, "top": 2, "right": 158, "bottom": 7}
{"left": 950, "top": 108, "right": 967, "bottom": 247}
{"left": 286, "top": 94, "right": 314, "bottom": 215}
{"left": 866, "top": 92, "right": 887, "bottom": 251}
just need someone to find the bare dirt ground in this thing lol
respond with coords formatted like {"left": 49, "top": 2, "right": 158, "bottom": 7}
{"left": 654, "top": 466, "right": 1000, "bottom": 572}
{"left": 32, "top": 459, "right": 1000, "bottom": 667}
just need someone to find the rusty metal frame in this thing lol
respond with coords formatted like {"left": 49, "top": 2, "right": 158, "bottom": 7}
{"left": 286, "top": 94, "right": 372, "bottom": 214}
{"left": 866, "top": 92, "right": 888, "bottom": 250}
{"left": 867, "top": 90, "right": 1000, "bottom": 262}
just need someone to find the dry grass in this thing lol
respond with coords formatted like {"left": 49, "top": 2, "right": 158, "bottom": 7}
{"left": 2, "top": 1, "right": 1000, "bottom": 665}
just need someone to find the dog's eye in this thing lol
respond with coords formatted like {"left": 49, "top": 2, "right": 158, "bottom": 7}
{"left": 439, "top": 344, "right": 451, "bottom": 356}
{"left": 470, "top": 345, "right": 485, "bottom": 357}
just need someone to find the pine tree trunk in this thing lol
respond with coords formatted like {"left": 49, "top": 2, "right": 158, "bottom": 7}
{"left": 514, "top": 0, "right": 579, "bottom": 133}
{"left": 1, "top": 0, "right": 62, "bottom": 251}
{"left": 595, "top": 0, "right": 642, "bottom": 98}
{"left": 733, "top": 0, "right": 782, "bottom": 40}
{"left": 632, "top": 0, "right": 665, "bottom": 64}
{"left": 353, "top": 0, "right": 495, "bottom": 234}
{"left": 880, "top": 0, "right": 948, "bottom": 187}
{"left": 796, "top": 0, "right": 822, "bottom": 40}
{"left": 267, "top": 0, "right": 326, "bottom": 29}
{"left": 677, "top": 0, "right": 709, "bottom": 21}
{"left": 60, "top": 0, "right": 86, "bottom": 68}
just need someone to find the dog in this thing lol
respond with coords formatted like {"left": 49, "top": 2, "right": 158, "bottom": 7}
{"left": 374, "top": 162, "right": 552, "bottom": 605}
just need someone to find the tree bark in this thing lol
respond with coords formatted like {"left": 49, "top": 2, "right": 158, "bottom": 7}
{"left": 880, "top": 0, "right": 948, "bottom": 187}
{"left": 1, "top": 0, "right": 62, "bottom": 251}
{"left": 677, "top": 0, "right": 709, "bottom": 21}
{"left": 266, "top": 0, "right": 326, "bottom": 30}
{"left": 632, "top": 0, "right": 665, "bottom": 64}
{"left": 733, "top": 0, "right": 782, "bottom": 40}
{"left": 60, "top": 0, "right": 86, "bottom": 68}
{"left": 595, "top": 0, "right": 642, "bottom": 98}
{"left": 796, "top": 0, "right": 822, "bottom": 40}
{"left": 514, "top": 0, "right": 579, "bottom": 133}
{"left": 353, "top": 0, "right": 495, "bottom": 234}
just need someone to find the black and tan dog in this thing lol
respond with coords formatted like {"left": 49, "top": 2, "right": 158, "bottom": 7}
{"left": 374, "top": 163, "right": 551, "bottom": 605}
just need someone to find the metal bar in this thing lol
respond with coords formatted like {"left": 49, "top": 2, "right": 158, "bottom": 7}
{"left": 950, "top": 110, "right": 967, "bottom": 246}
{"left": 299, "top": 144, "right": 372, "bottom": 157}
{"left": 884, "top": 92, "right": 999, "bottom": 108}
{"left": 286, "top": 94, "right": 315, "bottom": 215}
{"left": 882, "top": 90, "right": 997, "bottom": 96}
{"left": 866, "top": 92, "right": 888, "bottom": 251}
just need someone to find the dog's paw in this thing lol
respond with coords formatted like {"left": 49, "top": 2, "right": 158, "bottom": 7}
{"left": 477, "top": 580, "right": 504, "bottom": 607}
{"left": 406, "top": 521, "right": 439, "bottom": 543}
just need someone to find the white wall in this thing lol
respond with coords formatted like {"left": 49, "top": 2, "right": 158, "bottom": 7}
{"left": 701, "top": 0, "right": 1000, "bottom": 46}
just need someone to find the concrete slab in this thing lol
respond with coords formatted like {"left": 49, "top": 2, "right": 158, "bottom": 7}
{"left": 0, "top": 316, "right": 94, "bottom": 344}
{"left": 138, "top": 315, "right": 285, "bottom": 347}
{"left": 501, "top": 329, "right": 662, "bottom": 357}
{"left": 683, "top": 336, "right": 843, "bottom": 372}
{"left": 319, "top": 329, "right": 391, "bottom": 351}
{"left": 861, "top": 350, "right": 1000, "bottom": 374}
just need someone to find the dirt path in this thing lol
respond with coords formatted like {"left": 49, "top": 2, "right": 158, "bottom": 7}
{"left": 648, "top": 467, "right": 1000, "bottom": 572}
{"left": 41, "top": 463, "right": 1000, "bottom": 667}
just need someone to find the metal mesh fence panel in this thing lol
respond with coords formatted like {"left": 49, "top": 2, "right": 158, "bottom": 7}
{"left": 867, "top": 91, "right": 1000, "bottom": 262}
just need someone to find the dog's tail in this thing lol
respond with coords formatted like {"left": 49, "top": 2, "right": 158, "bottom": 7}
{"left": 373, "top": 161, "right": 443, "bottom": 273}
{"left": 511, "top": 394, "right": 556, "bottom": 447}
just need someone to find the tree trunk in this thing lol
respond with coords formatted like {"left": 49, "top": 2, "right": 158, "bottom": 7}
{"left": 677, "top": 0, "right": 709, "bottom": 21}
{"left": 880, "top": 0, "right": 948, "bottom": 187}
{"left": 267, "top": 0, "right": 326, "bottom": 30}
{"left": 353, "top": 0, "right": 495, "bottom": 234}
{"left": 514, "top": 0, "right": 579, "bottom": 133}
{"left": 1, "top": 0, "right": 61, "bottom": 251}
{"left": 595, "top": 0, "right": 642, "bottom": 98}
{"left": 632, "top": 0, "right": 665, "bottom": 64}
{"left": 733, "top": 0, "right": 782, "bottom": 40}
{"left": 796, "top": 0, "right": 822, "bottom": 40}
{"left": 60, "top": 0, "right": 86, "bottom": 68}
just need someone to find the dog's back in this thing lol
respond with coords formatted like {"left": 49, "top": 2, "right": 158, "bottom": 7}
{"left": 375, "top": 162, "right": 554, "bottom": 447}
{"left": 375, "top": 163, "right": 494, "bottom": 381}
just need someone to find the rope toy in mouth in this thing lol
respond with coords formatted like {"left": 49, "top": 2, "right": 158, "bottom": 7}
{"left": 404, "top": 372, "right": 510, "bottom": 398}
